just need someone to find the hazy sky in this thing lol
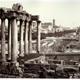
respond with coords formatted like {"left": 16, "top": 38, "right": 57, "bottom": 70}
{"left": 0, "top": 0, "right": 80, "bottom": 28}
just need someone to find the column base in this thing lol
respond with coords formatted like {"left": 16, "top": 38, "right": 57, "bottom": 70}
{"left": 19, "top": 54, "right": 24, "bottom": 57}
{"left": 10, "top": 62, "right": 23, "bottom": 76}
{"left": 11, "top": 61, "right": 17, "bottom": 64}
{"left": 24, "top": 52, "right": 28, "bottom": 55}
{"left": 7, "top": 58, "right": 11, "bottom": 62}
{"left": 0, "top": 59, "right": 6, "bottom": 62}
{"left": 29, "top": 51, "right": 32, "bottom": 54}
{"left": 10, "top": 62, "right": 19, "bottom": 67}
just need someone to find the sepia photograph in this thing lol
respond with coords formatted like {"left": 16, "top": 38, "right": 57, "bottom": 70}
{"left": 0, "top": 0, "right": 80, "bottom": 78}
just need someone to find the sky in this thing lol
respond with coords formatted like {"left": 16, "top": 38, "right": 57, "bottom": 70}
{"left": 0, "top": 0, "right": 80, "bottom": 28}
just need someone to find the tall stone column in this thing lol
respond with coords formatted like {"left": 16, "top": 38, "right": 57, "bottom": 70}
{"left": 11, "top": 18, "right": 17, "bottom": 63}
{"left": 37, "top": 20, "right": 41, "bottom": 53}
{"left": 16, "top": 20, "right": 18, "bottom": 57}
{"left": 24, "top": 21, "right": 28, "bottom": 54}
{"left": 1, "top": 18, "right": 6, "bottom": 62}
{"left": 79, "top": 31, "right": 80, "bottom": 42}
{"left": 19, "top": 20, "right": 24, "bottom": 56}
{"left": 28, "top": 21, "right": 32, "bottom": 53}
{"left": 7, "top": 19, "right": 11, "bottom": 61}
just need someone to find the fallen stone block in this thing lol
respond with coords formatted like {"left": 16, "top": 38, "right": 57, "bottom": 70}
{"left": 11, "top": 67, "right": 17, "bottom": 75}
{"left": 1, "top": 62, "right": 8, "bottom": 74}
{"left": 5, "top": 63, "right": 10, "bottom": 74}
{"left": 7, "top": 71, "right": 11, "bottom": 75}
{"left": 15, "top": 70, "right": 19, "bottom": 76}
{"left": 17, "top": 67, "right": 23, "bottom": 75}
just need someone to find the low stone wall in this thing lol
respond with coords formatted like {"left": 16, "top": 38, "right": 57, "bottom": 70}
{"left": 24, "top": 63, "right": 57, "bottom": 74}
{"left": 24, "top": 63, "right": 75, "bottom": 78}
{"left": 46, "top": 54, "right": 80, "bottom": 65}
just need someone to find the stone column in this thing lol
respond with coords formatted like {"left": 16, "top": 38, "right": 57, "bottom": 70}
{"left": 11, "top": 18, "right": 17, "bottom": 63}
{"left": 7, "top": 19, "right": 11, "bottom": 61}
{"left": 16, "top": 20, "right": 18, "bottom": 57}
{"left": 19, "top": 20, "right": 24, "bottom": 56}
{"left": 24, "top": 21, "right": 28, "bottom": 54}
{"left": 1, "top": 18, "right": 6, "bottom": 62}
{"left": 37, "top": 20, "right": 41, "bottom": 53}
{"left": 79, "top": 32, "right": 80, "bottom": 42}
{"left": 28, "top": 21, "right": 32, "bottom": 53}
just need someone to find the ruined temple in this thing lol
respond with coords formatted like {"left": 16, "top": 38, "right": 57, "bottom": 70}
{"left": 0, "top": 3, "right": 41, "bottom": 76}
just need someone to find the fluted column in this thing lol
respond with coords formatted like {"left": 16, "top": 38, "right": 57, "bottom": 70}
{"left": 19, "top": 20, "right": 24, "bottom": 56}
{"left": 37, "top": 20, "right": 41, "bottom": 53}
{"left": 1, "top": 18, "right": 6, "bottom": 62}
{"left": 7, "top": 19, "right": 11, "bottom": 61}
{"left": 11, "top": 18, "right": 17, "bottom": 63}
{"left": 28, "top": 21, "right": 32, "bottom": 53}
{"left": 24, "top": 21, "right": 28, "bottom": 54}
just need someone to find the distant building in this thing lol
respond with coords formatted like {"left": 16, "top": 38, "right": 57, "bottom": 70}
{"left": 41, "top": 20, "right": 64, "bottom": 33}
{"left": 52, "top": 19, "right": 71, "bottom": 33}
{"left": 32, "top": 19, "right": 71, "bottom": 33}
{"left": 52, "top": 19, "right": 64, "bottom": 33}
{"left": 41, "top": 22, "right": 53, "bottom": 33}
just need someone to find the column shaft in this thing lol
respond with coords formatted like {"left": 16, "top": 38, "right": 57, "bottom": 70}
{"left": 1, "top": 19, "right": 6, "bottom": 62}
{"left": 8, "top": 19, "right": 11, "bottom": 60}
{"left": 37, "top": 21, "right": 41, "bottom": 53}
{"left": 11, "top": 18, "right": 17, "bottom": 62}
{"left": 28, "top": 21, "right": 32, "bottom": 53}
{"left": 20, "top": 20, "right": 24, "bottom": 56}
{"left": 79, "top": 32, "right": 80, "bottom": 42}
{"left": 16, "top": 20, "right": 18, "bottom": 57}
{"left": 24, "top": 21, "right": 28, "bottom": 54}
